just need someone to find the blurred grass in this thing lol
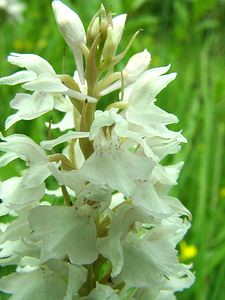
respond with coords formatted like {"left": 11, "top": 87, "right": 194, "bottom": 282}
{"left": 0, "top": 0, "right": 224, "bottom": 299}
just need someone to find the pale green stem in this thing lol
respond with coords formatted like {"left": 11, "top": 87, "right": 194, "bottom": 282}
{"left": 69, "top": 139, "right": 76, "bottom": 169}
{"left": 61, "top": 185, "right": 72, "bottom": 206}
{"left": 79, "top": 101, "right": 96, "bottom": 159}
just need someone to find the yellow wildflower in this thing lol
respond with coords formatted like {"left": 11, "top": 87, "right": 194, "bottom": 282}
{"left": 220, "top": 187, "right": 225, "bottom": 198}
{"left": 37, "top": 39, "right": 47, "bottom": 49}
{"left": 179, "top": 240, "right": 197, "bottom": 261}
{"left": 14, "top": 40, "right": 32, "bottom": 52}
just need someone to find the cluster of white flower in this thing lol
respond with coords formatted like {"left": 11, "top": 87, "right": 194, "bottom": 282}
{"left": 0, "top": 1, "right": 194, "bottom": 299}
{"left": 0, "top": 0, "right": 25, "bottom": 22}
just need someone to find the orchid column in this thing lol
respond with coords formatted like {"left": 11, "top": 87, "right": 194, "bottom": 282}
{"left": 0, "top": 1, "right": 194, "bottom": 299}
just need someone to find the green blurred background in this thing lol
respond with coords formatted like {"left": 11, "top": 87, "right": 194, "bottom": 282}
{"left": 0, "top": 0, "right": 225, "bottom": 299}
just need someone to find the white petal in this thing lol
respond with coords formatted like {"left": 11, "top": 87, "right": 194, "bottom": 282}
{"left": 45, "top": 187, "right": 63, "bottom": 197}
{"left": 30, "top": 205, "right": 98, "bottom": 265}
{"left": 47, "top": 111, "right": 74, "bottom": 131}
{"left": 0, "top": 240, "right": 24, "bottom": 260}
{"left": 147, "top": 217, "right": 191, "bottom": 247}
{"left": 122, "top": 65, "right": 172, "bottom": 102}
{"left": 112, "top": 14, "right": 127, "bottom": 45}
{"left": 163, "top": 196, "right": 191, "bottom": 219}
{"left": 21, "top": 163, "right": 52, "bottom": 188}
{"left": 164, "top": 264, "right": 195, "bottom": 292}
{"left": 0, "top": 177, "right": 45, "bottom": 216}
{"left": 0, "top": 223, "right": 8, "bottom": 233}
{"left": 124, "top": 49, "right": 151, "bottom": 83}
{"left": 17, "top": 257, "right": 40, "bottom": 273}
{"left": 99, "top": 80, "right": 121, "bottom": 96}
{"left": 22, "top": 73, "right": 68, "bottom": 92}
{"left": 100, "top": 50, "right": 151, "bottom": 97}
{"left": 129, "top": 122, "right": 183, "bottom": 141}
{"left": 127, "top": 104, "right": 178, "bottom": 126}
{"left": 129, "top": 73, "right": 177, "bottom": 109}
{"left": 122, "top": 83, "right": 134, "bottom": 102}
{"left": 134, "top": 287, "right": 160, "bottom": 300}
{"left": 48, "top": 164, "right": 85, "bottom": 193}
{"left": 0, "top": 134, "right": 47, "bottom": 164}
{"left": 53, "top": 94, "right": 73, "bottom": 112}
{"left": 72, "top": 49, "right": 85, "bottom": 84}
{"left": 143, "top": 65, "right": 171, "bottom": 78}
{"left": 90, "top": 109, "right": 124, "bottom": 140}
{"left": 65, "top": 88, "right": 97, "bottom": 103}
{"left": 78, "top": 183, "right": 112, "bottom": 211}
{"left": 40, "top": 131, "right": 89, "bottom": 150}
{"left": 5, "top": 114, "right": 21, "bottom": 130}
{"left": 0, "top": 268, "right": 67, "bottom": 300}
{"left": 121, "top": 238, "right": 177, "bottom": 287}
{"left": 97, "top": 205, "right": 158, "bottom": 277}
{"left": 109, "top": 192, "right": 125, "bottom": 210}
{"left": 146, "top": 133, "right": 186, "bottom": 160}
{"left": 97, "top": 233, "right": 124, "bottom": 278}
{"left": 87, "top": 283, "right": 120, "bottom": 300}
{"left": 79, "top": 147, "right": 155, "bottom": 196}
{"left": 124, "top": 130, "right": 158, "bottom": 161}
{"left": 73, "top": 70, "right": 87, "bottom": 94}
{"left": 0, "top": 208, "right": 31, "bottom": 245}
{"left": 151, "top": 162, "right": 184, "bottom": 186}
{"left": 154, "top": 291, "right": 176, "bottom": 300}
{"left": 131, "top": 181, "right": 167, "bottom": 215}
{"left": 0, "top": 70, "right": 37, "bottom": 85}
{"left": 64, "top": 264, "right": 87, "bottom": 300}
{"left": 5, "top": 92, "right": 54, "bottom": 130}
{"left": 0, "top": 152, "right": 18, "bottom": 167}
{"left": 8, "top": 53, "right": 56, "bottom": 75}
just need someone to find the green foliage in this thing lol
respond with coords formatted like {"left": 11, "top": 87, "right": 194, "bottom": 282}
{"left": 0, "top": 0, "right": 224, "bottom": 299}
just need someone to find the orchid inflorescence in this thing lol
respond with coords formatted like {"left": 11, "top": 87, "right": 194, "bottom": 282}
{"left": 0, "top": 1, "right": 194, "bottom": 299}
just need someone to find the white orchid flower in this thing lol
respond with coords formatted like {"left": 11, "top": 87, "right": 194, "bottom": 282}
{"left": 0, "top": 261, "right": 87, "bottom": 300}
{"left": 100, "top": 49, "right": 151, "bottom": 96}
{"left": 0, "top": 53, "right": 96, "bottom": 129}
{"left": 78, "top": 109, "right": 156, "bottom": 196}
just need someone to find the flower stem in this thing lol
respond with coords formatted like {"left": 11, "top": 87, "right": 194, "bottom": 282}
{"left": 79, "top": 101, "right": 96, "bottom": 159}
{"left": 61, "top": 185, "right": 72, "bottom": 206}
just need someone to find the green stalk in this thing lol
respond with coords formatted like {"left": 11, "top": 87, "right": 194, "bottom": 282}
{"left": 79, "top": 34, "right": 100, "bottom": 159}
{"left": 79, "top": 102, "right": 96, "bottom": 159}
{"left": 61, "top": 185, "right": 72, "bottom": 206}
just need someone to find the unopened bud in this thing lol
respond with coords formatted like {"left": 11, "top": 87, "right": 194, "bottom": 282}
{"left": 52, "top": 0, "right": 86, "bottom": 83}
{"left": 124, "top": 49, "right": 151, "bottom": 83}
{"left": 87, "top": 17, "right": 100, "bottom": 46}
{"left": 103, "top": 26, "right": 117, "bottom": 59}
{"left": 100, "top": 17, "right": 109, "bottom": 42}
{"left": 100, "top": 4, "right": 107, "bottom": 18}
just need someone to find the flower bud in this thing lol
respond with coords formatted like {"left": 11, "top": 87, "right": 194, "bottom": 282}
{"left": 102, "top": 26, "right": 117, "bottom": 60}
{"left": 99, "top": 50, "right": 151, "bottom": 96}
{"left": 87, "top": 17, "right": 100, "bottom": 46}
{"left": 99, "top": 17, "right": 109, "bottom": 43}
{"left": 52, "top": 0, "right": 86, "bottom": 83}
{"left": 124, "top": 49, "right": 151, "bottom": 83}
